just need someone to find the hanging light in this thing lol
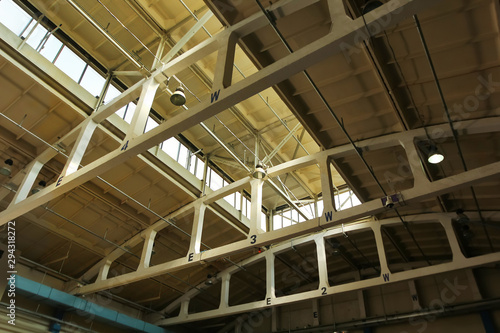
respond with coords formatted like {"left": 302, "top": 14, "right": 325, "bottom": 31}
{"left": 205, "top": 274, "right": 215, "bottom": 286}
{"left": 252, "top": 164, "right": 267, "bottom": 179}
{"left": 456, "top": 209, "right": 470, "bottom": 224}
{"left": 384, "top": 195, "right": 394, "bottom": 208}
{"left": 362, "top": 0, "right": 383, "bottom": 14}
{"left": 170, "top": 86, "right": 186, "bottom": 106}
{"left": 461, "top": 224, "right": 474, "bottom": 240}
{"left": 0, "top": 159, "right": 13, "bottom": 176}
{"left": 329, "top": 239, "right": 342, "bottom": 256}
{"left": 427, "top": 144, "right": 444, "bottom": 164}
{"left": 31, "top": 180, "right": 47, "bottom": 194}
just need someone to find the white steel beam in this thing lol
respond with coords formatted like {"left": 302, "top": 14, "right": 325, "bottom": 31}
{"left": 138, "top": 229, "right": 157, "bottom": 271}
{"left": 60, "top": 119, "right": 98, "bottom": 177}
{"left": 262, "top": 122, "right": 302, "bottom": 165}
{"left": 188, "top": 202, "right": 206, "bottom": 258}
{"left": 9, "top": 160, "right": 44, "bottom": 205}
{"left": 328, "top": 0, "right": 352, "bottom": 30}
{"left": 213, "top": 31, "right": 238, "bottom": 90}
{"left": 124, "top": 78, "right": 160, "bottom": 140}
{"left": 155, "top": 213, "right": 500, "bottom": 326}
{"left": 0, "top": 0, "right": 323, "bottom": 225}
{"left": 73, "top": 118, "right": 500, "bottom": 295}
{"left": 250, "top": 179, "right": 265, "bottom": 235}
{"left": 161, "top": 10, "right": 214, "bottom": 65}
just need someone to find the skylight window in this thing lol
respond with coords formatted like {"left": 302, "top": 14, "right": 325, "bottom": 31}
{"left": 0, "top": 0, "right": 32, "bottom": 35}
{"left": 54, "top": 46, "right": 87, "bottom": 82}
{"left": 21, "top": 20, "right": 47, "bottom": 50}
{"left": 39, "top": 35, "right": 63, "bottom": 62}
{"left": 80, "top": 65, "right": 106, "bottom": 97}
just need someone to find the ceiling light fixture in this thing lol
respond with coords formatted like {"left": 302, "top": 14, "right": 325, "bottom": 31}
{"left": 427, "top": 144, "right": 444, "bottom": 164}
{"left": 456, "top": 209, "right": 470, "bottom": 224}
{"left": 384, "top": 195, "right": 394, "bottom": 208}
{"left": 205, "top": 274, "right": 215, "bottom": 286}
{"left": 461, "top": 224, "right": 474, "bottom": 240}
{"left": 31, "top": 180, "right": 47, "bottom": 194}
{"left": 0, "top": 159, "right": 13, "bottom": 176}
{"left": 329, "top": 239, "right": 342, "bottom": 256}
{"left": 362, "top": 0, "right": 383, "bottom": 14}
{"left": 170, "top": 86, "right": 186, "bottom": 106}
{"left": 252, "top": 164, "right": 267, "bottom": 179}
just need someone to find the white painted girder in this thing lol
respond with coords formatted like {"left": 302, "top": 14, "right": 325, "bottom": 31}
{"left": 155, "top": 212, "right": 500, "bottom": 326}
{"left": 73, "top": 117, "right": 500, "bottom": 295}
{"left": 0, "top": 0, "right": 437, "bottom": 225}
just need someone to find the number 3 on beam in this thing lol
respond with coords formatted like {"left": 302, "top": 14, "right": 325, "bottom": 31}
{"left": 250, "top": 235, "right": 257, "bottom": 244}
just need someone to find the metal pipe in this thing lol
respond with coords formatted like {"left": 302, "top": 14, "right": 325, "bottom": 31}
{"left": 0, "top": 302, "right": 96, "bottom": 332}
{"left": 96, "top": 0, "right": 162, "bottom": 65}
{"left": 66, "top": 0, "right": 142, "bottom": 68}
{"left": 254, "top": 0, "right": 386, "bottom": 196}
{"left": 254, "top": 0, "right": 432, "bottom": 264}
{"left": 44, "top": 206, "right": 137, "bottom": 257}
{"left": 381, "top": 227, "right": 410, "bottom": 263}
{"left": 19, "top": 256, "right": 161, "bottom": 314}
{"left": 0, "top": 112, "right": 212, "bottom": 293}
{"left": 414, "top": 15, "right": 494, "bottom": 252}
{"left": 273, "top": 298, "right": 500, "bottom": 333}
{"left": 200, "top": 123, "right": 249, "bottom": 172}
{"left": 180, "top": 0, "right": 311, "bottom": 157}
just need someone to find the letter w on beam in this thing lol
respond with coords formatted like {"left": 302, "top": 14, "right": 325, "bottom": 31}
{"left": 0, "top": 0, "right": 439, "bottom": 226}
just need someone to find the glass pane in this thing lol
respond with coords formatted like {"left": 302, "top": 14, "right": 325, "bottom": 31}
{"left": 105, "top": 84, "right": 121, "bottom": 105}
{"left": 54, "top": 46, "right": 86, "bottom": 82}
{"left": 115, "top": 105, "right": 126, "bottom": 119}
{"left": 273, "top": 215, "right": 282, "bottom": 230}
{"left": 283, "top": 215, "right": 292, "bottom": 228}
{"left": 234, "top": 192, "right": 241, "bottom": 210}
{"left": 224, "top": 193, "right": 235, "bottom": 206}
{"left": 178, "top": 145, "right": 189, "bottom": 168}
{"left": 317, "top": 200, "right": 324, "bottom": 216}
{"left": 124, "top": 103, "right": 136, "bottom": 123}
{"left": 188, "top": 154, "right": 197, "bottom": 174}
{"left": 245, "top": 198, "right": 251, "bottom": 218}
{"left": 210, "top": 170, "right": 223, "bottom": 190}
{"left": 242, "top": 197, "right": 249, "bottom": 218}
{"left": 80, "top": 65, "right": 105, "bottom": 97}
{"left": 144, "top": 117, "right": 158, "bottom": 133}
{"left": 195, "top": 157, "right": 204, "bottom": 180}
{"left": 352, "top": 194, "right": 361, "bottom": 206}
{"left": 0, "top": 0, "right": 32, "bottom": 35}
{"left": 162, "top": 137, "right": 180, "bottom": 159}
{"left": 39, "top": 35, "right": 63, "bottom": 63}
{"left": 22, "top": 23, "right": 47, "bottom": 50}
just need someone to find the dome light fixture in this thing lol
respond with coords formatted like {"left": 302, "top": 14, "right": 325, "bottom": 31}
{"left": 0, "top": 158, "right": 13, "bottom": 176}
{"left": 456, "top": 209, "right": 470, "bottom": 224}
{"left": 461, "top": 224, "right": 474, "bottom": 240}
{"left": 329, "top": 239, "right": 342, "bottom": 256}
{"left": 170, "top": 86, "right": 186, "bottom": 106}
{"left": 252, "top": 164, "right": 267, "bottom": 179}
{"left": 384, "top": 195, "right": 394, "bottom": 208}
{"left": 427, "top": 144, "right": 444, "bottom": 164}
{"left": 205, "top": 274, "right": 216, "bottom": 286}
{"left": 31, "top": 180, "right": 47, "bottom": 194}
